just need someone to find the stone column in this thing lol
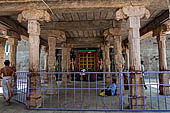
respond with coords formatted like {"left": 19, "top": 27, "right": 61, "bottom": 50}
{"left": 101, "top": 41, "right": 110, "bottom": 86}
{"left": 0, "top": 39, "right": 6, "bottom": 86}
{"left": 18, "top": 9, "right": 50, "bottom": 108}
{"left": 8, "top": 37, "right": 18, "bottom": 71}
{"left": 67, "top": 47, "right": 72, "bottom": 83}
{"left": 44, "top": 46, "right": 48, "bottom": 71}
{"left": 116, "top": 6, "right": 150, "bottom": 109}
{"left": 47, "top": 37, "right": 57, "bottom": 94}
{"left": 61, "top": 43, "right": 67, "bottom": 84}
{"left": 0, "top": 39, "right": 6, "bottom": 69}
{"left": 124, "top": 45, "right": 129, "bottom": 90}
{"left": 42, "top": 46, "right": 48, "bottom": 84}
{"left": 153, "top": 25, "right": 170, "bottom": 95}
{"left": 110, "top": 28, "right": 124, "bottom": 94}
{"left": 125, "top": 45, "right": 129, "bottom": 72}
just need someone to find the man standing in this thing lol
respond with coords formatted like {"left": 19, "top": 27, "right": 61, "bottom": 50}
{"left": 0, "top": 60, "right": 16, "bottom": 104}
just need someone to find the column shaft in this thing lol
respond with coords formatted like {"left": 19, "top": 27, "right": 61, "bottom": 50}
{"left": 157, "top": 33, "right": 169, "bottom": 95}
{"left": 8, "top": 37, "right": 18, "bottom": 70}
{"left": 47, "top": 37, "right": 57, "bottom": 94}
{"left": 128, "top": 17, "right": 144, "bottom": 109}
{"left": 113, "top": 36, "right": 123, "bottom": 94}
{"left": 103, "top": 41, "right": 111, "bottom": 86}
{"left": 28, "top": 20, "right": 41, "bottom": 108}
{"left": 0, "top": 40, "right": 5, "bottom": 69}
{"left": 61, "top": 47, "right": 67, "bottom": 84}
{"left": 67, "top": 48, "right": 71, "bottom": 83}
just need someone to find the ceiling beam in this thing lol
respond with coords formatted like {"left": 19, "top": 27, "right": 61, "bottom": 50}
{"left": 41, "top": 20, "right": 113, "bottom": 31}
{"left": 0, "top": 17, "right": 28, "bottom": 37}
{"left": 140, "top": 10, "right": 169, "bottom": 37}
{"left": 0, "top": 0, "right": 151, "bottom": 12}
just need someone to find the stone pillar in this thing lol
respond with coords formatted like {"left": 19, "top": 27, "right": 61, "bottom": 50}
{"left": 101, "top": 41, "right": 110, "bottom": 86}
{"left": 124, "top": 45, "right": 129, "bottom": 90}
{"left": 67, "top": 47, "right": 72, "bottom": 83}
{"left": 125, "top": 45, "right": 129, "bottom": 72}
{"left": 47, "top": 37, "right": 57, "bottom": 94}
{"left": 153, "top": 25, "right": 170, "bottom": 95}
{"left": 8, "top": 37, "right": 18, "bottom": 70}
{"left": 42, "top": 46, "right": 48, "bottom": 84}
{"left": 18, "top": 9, "right": 50, "bottom": 108}
{"left": 116, "top": 6, "right": 150, "bottom": 109}
{"left": 44, "top": 46, "right": 48, "bottom": 71}
{"left": 61, "top": 43, "right": 67, "bottom": 84}
{"left": 0, "top": 39, "right": 6, "bottom": 69}
{"left": 0, "top": 39, "right": 6, "bottom": 86}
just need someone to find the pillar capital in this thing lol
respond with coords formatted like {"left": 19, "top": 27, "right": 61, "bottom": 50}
{"left": 17, "top": 9, "right": 50, "bottom": 22}
{"left": 46, "top": 30, "right": 66, "bottom": 42}
{"left": 7, "top": 37, "right": 18, "bottom": 46}
{"left": 104, "top": 27, "right": 121, "bottom": 41}
{"left": 153, "top": 24, "right": 170, "bottom": 41}
{"left": 116, "top": 6, "right": 150, "bottom": 21}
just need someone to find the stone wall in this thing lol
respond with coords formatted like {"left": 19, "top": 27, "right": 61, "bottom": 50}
{"left": 16, "top": 39, "right": 44, "bottom": 71}
{"left": 15, "top": 36, "right": 170, "bottom": 71}
{"left": 140, "top": 35, "right": 170, "bottom": 71}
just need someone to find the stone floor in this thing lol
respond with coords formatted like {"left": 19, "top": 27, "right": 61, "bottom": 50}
{"left": 0, "top": 98, "right": 167, "bottom": 113}
{"left": 0, "top": 80, "right": 170, "bottom": 113}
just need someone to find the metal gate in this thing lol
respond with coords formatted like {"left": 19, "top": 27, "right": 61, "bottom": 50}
{"left": 14, "top": 71, "right": 170, "bottom": 111}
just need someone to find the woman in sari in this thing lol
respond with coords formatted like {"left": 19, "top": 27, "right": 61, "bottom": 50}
{"left": 0, "top": 60, "right": 16, "bottom": 104}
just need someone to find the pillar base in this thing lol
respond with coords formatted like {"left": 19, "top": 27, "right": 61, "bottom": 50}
{"left": 27, "top": 73, "right": 42, "bottom": 108}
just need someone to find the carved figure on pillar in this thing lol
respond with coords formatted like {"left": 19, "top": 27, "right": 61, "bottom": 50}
{"left": 116, "top": 6, "right": 150, "bottom": 109}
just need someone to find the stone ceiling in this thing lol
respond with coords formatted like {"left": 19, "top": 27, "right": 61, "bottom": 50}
{"left": 0, "top": 0, "right": 169, "bottom": 48}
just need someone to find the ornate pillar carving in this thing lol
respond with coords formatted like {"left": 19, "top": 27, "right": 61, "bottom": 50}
{"left": 153, "top": 25, "right": 170, "bottom": 95}
{"left": 18, "top": 9, "right": 50, "bottom": 108}
{"left": 116, "top": 6, "right": 150, "bottom": 109}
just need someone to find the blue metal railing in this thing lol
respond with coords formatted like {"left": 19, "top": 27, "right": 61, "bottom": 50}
{"left": 13, "top": 72, "right": 28, "bottom": 104}
{"left": 14, "top": 71, "right": 170, "bottom": 111}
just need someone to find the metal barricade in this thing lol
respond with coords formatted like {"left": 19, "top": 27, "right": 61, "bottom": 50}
{"left": 14, "top": 71, "right": 170, "bottom": 111}
{"left": 13, "top": 72, "right": 28, "bottom": 104}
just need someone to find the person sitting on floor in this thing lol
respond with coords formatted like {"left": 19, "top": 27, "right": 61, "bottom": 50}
{"left": 99, "top": 79, "right": 117, "bottom": 96}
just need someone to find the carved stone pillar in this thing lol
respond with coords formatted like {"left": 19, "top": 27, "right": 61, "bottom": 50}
{"left": 18, "top": 9, "right": 50, "bottom": 108}
{"left": 44, "top": 46, "right": 48, "bottom": 71}
{"left": 153, "top": 25, "right": 170, "bottom": 95}
{"left": 42, "top": 46, "right": 48, "bottom": 83}
{"left": 124, "top": 45, "right": 129, "bottom": 90}
{"left": 47, "top": 37, "right": 57, "bottom": 94}
{"left": 8, "top": 37, "right": 18, "bottom": 71}
{"left": 110, "top": 28, "right": 124, "bottom": 94}
{"left": 0, "top": 39, "right": 6, "bottom": 69}
{"left": 67, "top": 47, "right": 72, "bottom": 83}
{"left": 0, "top": 39, "right": 6, "bottom": 86}
{"left": 61, "top": 43, "right": 67, "bottom": 84}
{"left": 116, "top": 6, "right": 150, "bottom": 109}
{"left": 101, "top": 41, "right": 110, "bottom": 86}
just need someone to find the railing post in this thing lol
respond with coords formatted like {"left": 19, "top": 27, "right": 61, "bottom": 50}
{"left": 27, "top": 76, "right": 30, "bottom": 109}
{"left": 119, "top": 72, "right": 123, "bottom": 110}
